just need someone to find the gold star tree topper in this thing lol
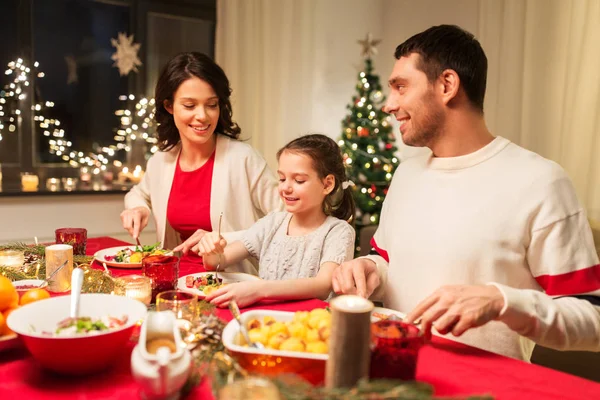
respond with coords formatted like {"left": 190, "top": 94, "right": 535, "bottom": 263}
{"left": 358, "top": 33, "right": 381, "bottom": 59}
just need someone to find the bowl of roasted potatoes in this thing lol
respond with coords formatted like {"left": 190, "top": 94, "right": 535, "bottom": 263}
{"left": 222, "top": 308, "right": 331, "bottom": 384}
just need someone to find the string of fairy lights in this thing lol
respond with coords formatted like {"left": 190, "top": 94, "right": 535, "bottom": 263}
{"left": 0, "top": 58, "right": 159, "bottom": 172}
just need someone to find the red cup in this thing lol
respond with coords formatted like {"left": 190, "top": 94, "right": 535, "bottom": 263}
{"left": 55, "top": 228, "right": 87, "bottom": 255}
{"left": 369, "top": 320, "right": 425, "bottom": 381}
{"left": 142, "top": 255, "right": 180, "bottom": 303}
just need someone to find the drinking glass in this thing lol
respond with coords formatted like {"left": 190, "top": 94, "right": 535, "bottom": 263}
{"left": 142, "top": 255, "right": 179, "bottom": 303}
{"left": 369, "top": 320, "right": 425, "bottom": 381}
{"left": 55, "top": 228, "right": 87, "bottom": 255}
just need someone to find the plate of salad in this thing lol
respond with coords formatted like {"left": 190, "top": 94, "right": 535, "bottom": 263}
{"left": 177, "top": 272, "right": 260, "bottom": 297}
{"left": 93, "top": 243, "right": 172, "bottom": 268}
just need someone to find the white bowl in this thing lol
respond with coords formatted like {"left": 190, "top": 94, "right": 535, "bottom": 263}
{"left": 7, "top": 294, "right": 147, "bottom": 375}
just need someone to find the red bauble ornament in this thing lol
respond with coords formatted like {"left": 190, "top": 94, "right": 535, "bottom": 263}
{"left": 358, "top": 127, "right": 370, "bottom": 137}
{"left": 383, "top": 188, "right": 388, "bottom": 195}
{"left": 385, "top": 143, "right": 393, "bottom": 150}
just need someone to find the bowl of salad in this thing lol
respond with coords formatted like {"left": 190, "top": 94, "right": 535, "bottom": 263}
{"left": 7, "top": 293, "right": 147, "bottom": 375}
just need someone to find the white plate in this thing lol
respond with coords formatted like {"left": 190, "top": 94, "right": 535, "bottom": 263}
{"left": 93, "top": 246, "right": 172, "bottom": 269}
{"left": 0, "top": 334, "right": 21, "bottom": 352}
{"left": 177, "top": 272, "right": 260, "bottom": 297}
{"left": 371, "top": 306, "right": 406, "bottom": 322}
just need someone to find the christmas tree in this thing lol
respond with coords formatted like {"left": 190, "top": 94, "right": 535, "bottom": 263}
{"left": 338, "top": 34, "right": 399, "bottom": 231}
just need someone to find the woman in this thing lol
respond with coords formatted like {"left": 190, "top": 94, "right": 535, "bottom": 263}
{"left": 121, "top": 52, "right": 281, "bottom": 273}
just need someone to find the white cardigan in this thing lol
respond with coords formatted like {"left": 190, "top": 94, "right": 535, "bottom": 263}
{"left": 124, "top": 134, "right": 282, "bottom": 272}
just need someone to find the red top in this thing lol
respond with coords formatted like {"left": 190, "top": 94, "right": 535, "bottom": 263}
{"left": 166, "top": 151, "right": 215, "bottom": 269}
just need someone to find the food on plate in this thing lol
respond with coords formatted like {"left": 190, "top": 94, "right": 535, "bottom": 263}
{"left": 241, "top": 309, "right": 331, "bottom": 354}
{"left": 104, "top": 243, "right": 170, "bottom": 263}
{"left": 372, "top": 311, "right": 390, "bottom": 320}
{"left": 185, "top": 273, "right": 226, "bottom": 294}
{"left": 41, "top": 315, "right": 129, "bottom": 337}
{"left": 146, "top": 337, "right": 178, "bottom": 354}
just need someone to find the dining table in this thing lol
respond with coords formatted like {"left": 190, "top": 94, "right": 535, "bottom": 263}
{"left": 1, "top": 236, "right": 599, "bottom": 400}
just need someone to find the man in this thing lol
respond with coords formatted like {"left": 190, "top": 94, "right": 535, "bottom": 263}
{"left": 332, "top": 25, "right": 600, "bottom": 361}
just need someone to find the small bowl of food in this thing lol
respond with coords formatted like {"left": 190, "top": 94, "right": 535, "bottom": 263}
{"left": 12, "top": 279, "right": 48, "bottom": 298}
{"left": 7, "top": 293, "right": 147, "bottom": 375}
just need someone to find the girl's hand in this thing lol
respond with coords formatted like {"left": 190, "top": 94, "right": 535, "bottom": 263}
{"left": 206, "top": 281, "right": 263, "bottom": 308}
{"left": 120, "top": 207, "right": 150, "bottom": 239}
{"left": 173, "top": 229, "right": 208, "bottom": 255}
{"left": 192, "top": 231, "right": 227, "bottom": 256}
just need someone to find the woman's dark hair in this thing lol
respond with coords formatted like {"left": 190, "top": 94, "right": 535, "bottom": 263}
{"left": 154, "top": 52, "right": 241, "bottom": 151}
{"left": 276, "top": 134, "right": 356, "bottom": 223}
{"left": 395, "top": 24, "right": 488, "bottom": 113}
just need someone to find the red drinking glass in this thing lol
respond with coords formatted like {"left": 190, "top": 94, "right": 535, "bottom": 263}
{"left": 142, "top": 255, "right": 180, "bottom": 303}
{"left": 369, "top": 320, "right": 425, "bottom": 381}
{"left": 55, "top": 228, "right": 87, "bottom": 256}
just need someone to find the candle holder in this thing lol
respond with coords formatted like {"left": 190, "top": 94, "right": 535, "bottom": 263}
{"left": 114, "top": 274, "right": 152, "bottom": 305}
{"left": 217, "top": 377, "right": 281, "bottom": 400}
{"left": 45, "top": 244, "right": 74, "bottom": 293}
{"left": 46, "top": 177, "right": 61, "bottom": 192}
{"left": 0, "top": 250, "right": 25, "bottom": 268}
{"left": 21, "top": 172, "right": 39, "bottom": 192}
{"left": 156, "top": 290, "right": 197, "bottom": 321}
{"left": 369, "top": 320, "right": 425, "bottom": 381}
{"left": 61, "top": 177, "right": 78, "bottom": 191}
{"left": 55, "top": 227, "right": 87, "bottom": 255}
{"left": 142, "top": 255, "right": 180, "bottom": 303}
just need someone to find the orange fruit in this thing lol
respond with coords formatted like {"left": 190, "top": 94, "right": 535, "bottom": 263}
{"left": 0, "top": 276, "right": 18, "bottom": 312}
{"left": 0, "top": 312, "right": 5, "bottom": 337}
{"left": 20, "top": 288, "right": 50, "bottom": 306}
{"left": 1, "top": 307, "right": 17, "bottom": 335}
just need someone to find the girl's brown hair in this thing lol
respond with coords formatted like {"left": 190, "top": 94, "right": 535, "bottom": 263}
{"left": 277, "top": 134, "right": 356, "bottom": 223}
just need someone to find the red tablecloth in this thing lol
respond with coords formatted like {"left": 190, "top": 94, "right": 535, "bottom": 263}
{"left": 1, "top": 236, "right": 600, "bottom": 399}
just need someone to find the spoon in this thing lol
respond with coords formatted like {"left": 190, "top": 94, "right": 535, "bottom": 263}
{"left": 215, "top": 212, "right": 223, "bottom": 281}
{"left": 229, "top": 300, "right": 264, "bottom": 349}
{"left": 70, "top": 268, "right": 84, "bottom": 320}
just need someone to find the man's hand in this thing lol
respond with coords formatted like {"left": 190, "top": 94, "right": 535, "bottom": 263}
{"left": 404, "top": 284, "right": 505, "bottom": 337}
{"left": 173, "top": 229, "right": 208, "bottom": 255}
{"left": 331, "top": 258, "right": 381, "bottom": 298}
{"left": 120, "top": 207, "right": 150, "bottom": 239}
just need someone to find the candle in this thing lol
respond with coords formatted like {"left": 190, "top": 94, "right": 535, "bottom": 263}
{"left": 45, "top": 244, "right": 73, "bottom": 292}
{"left": 61, "top": 177, "right": 78, "bottom": 191}
{"left": 80, "top": 167, "right": 91, "bottom": 183}
{"left": 114, "top": 275, "right": 152, "bottom": 305}
{"left": 55, "top": 227, "right": 87, "bottom": 255}
{"left": 0, "top": 250, "right": 25, "bottom": 268}
{"left": 46, "top": 177, "right": 61, "bottom": 191}
{"left": 325, "top": 295, "right": 374, "bottom": 389}
{"left": 21, "top": 173, "right": 39, "bottom": 191}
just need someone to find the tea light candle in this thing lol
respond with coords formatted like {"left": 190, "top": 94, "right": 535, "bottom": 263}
{"left": 61, "top": 177, "right": 78, "bottom": 191}
{"left": 46, "top": 177, "right": 61, "bottom": 191}
{"left": 0, "top": 250, "right": 25, "bottom": 268}
{"left": 21, "top": 173, "right": 39, "bottom": 191}
{"left": 114, "top": 275, "right": 152, "bottom": 305}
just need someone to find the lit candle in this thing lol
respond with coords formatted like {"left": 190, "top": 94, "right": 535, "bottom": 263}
{"left": 61, "top": 177, "right": 78, "bottom": 191}
{"left": 114, "top": 275, "right": 152, "bottom": 305}
{"left": 0, "top": 250, "right": 25, "bottom": 268}
{"left": 46, "top": 177, "right": 60, "bottom": 191}
{"left": 45, "top": 244, "right": 73, "bottom": 292}
{"left": 21, "top": 173, "right": 39, "bottom": 191}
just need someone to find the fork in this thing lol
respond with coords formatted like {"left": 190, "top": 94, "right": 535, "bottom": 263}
{"left": 215, "top": 212, "right": 223, "bottom": 281}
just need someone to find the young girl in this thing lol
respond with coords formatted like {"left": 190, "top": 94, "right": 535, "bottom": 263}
{"left": 194, "top": 134, "right": 356, "bottom": 307}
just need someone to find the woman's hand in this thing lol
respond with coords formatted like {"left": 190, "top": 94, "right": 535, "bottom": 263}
{"left": 120, "top": 207, "right": 150, "bottom": 239}
{"left": 174, "top": 229, "right": 208, "bottom": 255}
{"left": 206, "top": 281, "right": 263, "bottom": 308}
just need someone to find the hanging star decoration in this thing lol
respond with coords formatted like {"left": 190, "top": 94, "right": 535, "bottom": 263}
{"left": 110, "top": 32, "right": 142, "bottom": 76}
{"left": 357, "top": 33, "right": 381, "bottom": 59}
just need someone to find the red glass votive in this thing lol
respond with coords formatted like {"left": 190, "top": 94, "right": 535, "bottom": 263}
{"left": 369, "top": 320, "right": 425, "bottom": 381}
{"left": 142, "top": 255, "right": 180, "bottom": 303}
{"left": 55, "top": 228, "right": 87, "bottom": 255}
